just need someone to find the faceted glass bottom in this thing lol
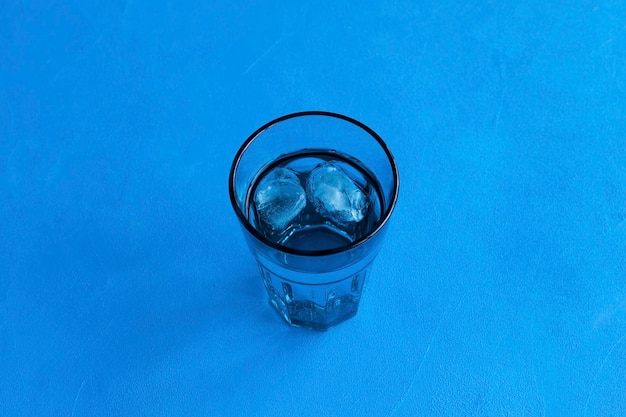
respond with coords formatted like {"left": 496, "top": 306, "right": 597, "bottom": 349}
{"left": 259, "top": 264, "right": 368, "bottom": 331}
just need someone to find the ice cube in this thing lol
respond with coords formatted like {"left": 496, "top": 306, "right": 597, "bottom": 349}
{"left": 306, "top": 162, "right": 369, "bottom": 225}
{"left": 253, "top": 167, "right": 307, "bottom": 232}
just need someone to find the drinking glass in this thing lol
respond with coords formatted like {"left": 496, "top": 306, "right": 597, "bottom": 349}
{"left": 229, "top": 111, "right": 399, "bottom": 330}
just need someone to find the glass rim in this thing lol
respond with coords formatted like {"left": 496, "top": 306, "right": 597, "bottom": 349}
{"left": 228, "top": 110, "right": 400, "bottom": 257}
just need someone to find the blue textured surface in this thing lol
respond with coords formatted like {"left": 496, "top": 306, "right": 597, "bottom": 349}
{"left": 1, "top": 1, "right": 625, "bottom": 416}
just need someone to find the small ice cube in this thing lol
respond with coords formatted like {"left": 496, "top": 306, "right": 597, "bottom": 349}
{"left": 306, "top": 162, "right": 369, "bottom": 225}
{"left": 254, "top": 167, "right": 306, "bottom": 232}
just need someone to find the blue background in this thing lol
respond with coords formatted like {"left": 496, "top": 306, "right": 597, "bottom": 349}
{"left": 1, "top": 1, "right": 625, "bottom": 416}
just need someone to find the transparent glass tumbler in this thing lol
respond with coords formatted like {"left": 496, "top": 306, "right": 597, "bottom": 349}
{"left": 229, "top": 111, "right": 399, "bottom": 330}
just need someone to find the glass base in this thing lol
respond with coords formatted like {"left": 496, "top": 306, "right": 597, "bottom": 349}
{"left": 259, "top": 264, "right": 368, "bottom": 331}
{"left": 268, "top": 291, "right": 360, "bottom": 331}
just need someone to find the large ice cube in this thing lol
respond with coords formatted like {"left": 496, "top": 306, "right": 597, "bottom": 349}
{"left": 253, "top": 167, "right": 306, "bottom": 232}
{"left": 306, "top": 161, "right": 369, "bottom": 225}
